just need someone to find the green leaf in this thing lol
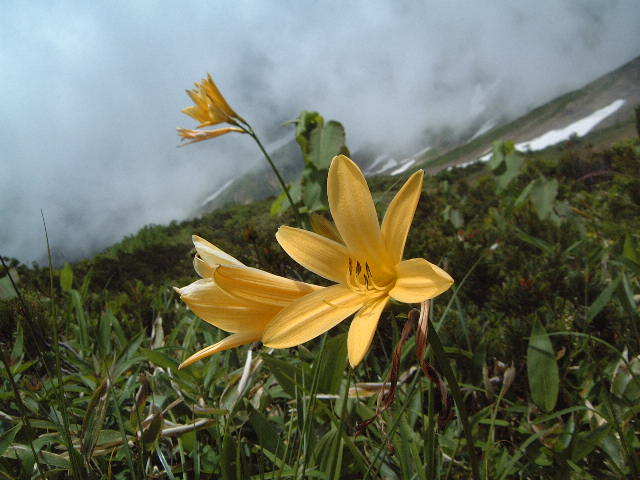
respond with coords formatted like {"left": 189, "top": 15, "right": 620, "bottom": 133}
{"left": 248, "top": 407, "right": 283, "bottom": 456}
{"left": 571, "top": 425, "right": 611, "bottom": 462}
{"left": 528, "top": 177, "right": 558, "bottom": 220}
{"left": 527, "top": 319, "right": 559, "bottom": 412}
{"left": 514, "top": 227, "right": 555, "bottom": 255}
{"left": 70, "top": 289, "right": 89, "bottom": 351}
{"left": 0, "top": 268, "right": 18, "bottom": 300}
{"left": 316, "top": 333, "right": 348, "bottom": 394}
{"left": 496, "top": 151, "right": 525, "bottom": 192}
{"left": 623, "top": 234, "right": 639, "bottom": 265}
{"left": 308, "top": 120, "right": 348, "bottom": 170}
{"left": 270, "top": 182, "right": 302, "bottom": 216}
{"left": 300, "top": 165, "right": 327, "bottom": 212}
{"left": 59, "top": 262, "right": 73, "bottom": 292}
{"left": 2, "top": 444, "right": 71, "bottom": 468}
{"left": 0, "top": 423, "right": 22, "bottom": 457}
{"left": 295, "top": 111, "right": 324, "bottom": 157}
{"left": 515, "top": 179, "right": 535, "bottom": 207}
{"left": 586, "top": 276, "right": 621, "bottom": 322}
{"left": 261, "top": 354, "right": 306, "bottom": 398}
{"left": 220, "top": 432, "right": 238, "bottom": 480}
{"left": 98, "top": 311, "right": 112, "bottom": 357}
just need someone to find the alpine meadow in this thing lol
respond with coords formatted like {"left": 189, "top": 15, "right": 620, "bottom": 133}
{"left": 1, "top": 3, "right": 640, "bottom": 479}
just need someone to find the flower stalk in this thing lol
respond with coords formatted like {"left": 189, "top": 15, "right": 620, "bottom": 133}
{"left": 427, "top": 309, "right": 480, "bottom": 480}
{"left": 242, "top": 124, "right": 304, "bottom": 225}
{"left": 178, "top": 74, "right": 303, "bottom": 225}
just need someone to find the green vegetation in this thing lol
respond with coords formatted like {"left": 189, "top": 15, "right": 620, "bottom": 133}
{"left": 1, "top": 136, "right": 639, "bottom": 478}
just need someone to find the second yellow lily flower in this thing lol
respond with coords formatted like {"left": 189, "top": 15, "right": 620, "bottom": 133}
{"left": 176, "top": 235, "right": 319, "bottom": 368}
{"left": 178, "top": 74, "right": 246, "bottom": 145}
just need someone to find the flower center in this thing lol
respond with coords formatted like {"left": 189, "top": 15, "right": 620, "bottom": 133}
{"left": 346, "top": 257, "right": 392, "bottom": 295}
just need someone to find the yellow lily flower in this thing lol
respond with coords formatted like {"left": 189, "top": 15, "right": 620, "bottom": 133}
{"left": 217, "top": 155, "right": 453, "bottom": 367}
{"left": 178, "top": 74, "right": 246, "bottom": 145}
{"left": 182, "top": 74, "right": 243, "bottom": 127}
{"left": 175, "top": 235, "right": 319, "bottom": 369}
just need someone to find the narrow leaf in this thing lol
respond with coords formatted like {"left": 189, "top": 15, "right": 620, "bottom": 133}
{"left": 527, "top": 319, "right": 559, "bottom": 412}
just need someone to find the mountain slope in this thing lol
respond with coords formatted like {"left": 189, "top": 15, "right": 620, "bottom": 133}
{"left": 200, "top": 55, "right": 639, "bottom": 211}
{"left": 419, "top": 55, "right": 640, "bottom": 173}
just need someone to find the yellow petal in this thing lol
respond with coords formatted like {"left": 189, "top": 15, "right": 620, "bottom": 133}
{"left": 214, "top": 264, "right": 320, "bottom": 307}
{"left": 327, "top": 155, "right": 392, "bottom": 272}
{"left": 276, "top": 226, "right": 349, "bottom": 283}
{"left": 347, "top": 296, "right": 389, "bottom": 367}
{"left": 389, "top": 258, "right": 454, "bottom": 303}
{"left": 193, "top": 256, "right": 216, "bottom": 278}
{"left": 177, "top": 279, "right": 278, "bottom": 332}
{"left": 178, "top": 332, "right": 259, "bottom": 369}
{"left": 192, "top": 235, "right": 244, "bottom": 267}
{"left": 309, "top": 213, "right": 343, "bottom": 244}
{"left": 263, "top": 284, "right": 365, "bottom": 348}
{"left": 381, "top": 170, "right": 424, "bottom": 265}
{"left": 203, "top": 73, "right": 242, "bottom": 121}
{"left": 177, "top": 127, "right": 244, "bottom": 145}
{"left": 181, "top": 104, "right": 210, "bottom": 125}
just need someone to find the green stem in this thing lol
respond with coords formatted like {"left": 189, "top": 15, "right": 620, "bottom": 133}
{"left": 428, "top": 321, "right": 480, "bottom": 480}
{"left": 247, "top": 129, "right": 304, "bottom": 226}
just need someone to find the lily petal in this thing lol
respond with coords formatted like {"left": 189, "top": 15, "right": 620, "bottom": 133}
{"left": 203, "top": 73, "right": 241, "bottom": 121}
{"left": 327, "top": 155, "right": 391, "bottom": 271}
{"left": 192, "top": 235, "right": 244, "bottom": 267}
{"left": 177, "top": 279, "right": 278, "bottom": 332}
{"left": 310, "top": 213, "right": 343, "bottom": 244}
{"left": 178, "top": 331, "right": 259, "bottom": 369}
{"left": 214, "top": 264, "right": 320, "bottom": 307}
{"left": 347, "top": 296, "right": 389, "bottom": 367}
{"left": 381, "top": 170, "right": 424, "bottom": 265}
{"left": 177, "top": 127, "right": 244, "bottom": 145}
{"left": 389, "top": 258, "right": 454, "bottom": 303}
{"left": 263, "top": 284, "right": 364, "bottom": 348}
{"left": 276, "top": 226, "right": 349, "bottom": 283}
{"left": 193, "top": 256, "right": 216, "bottom": 278}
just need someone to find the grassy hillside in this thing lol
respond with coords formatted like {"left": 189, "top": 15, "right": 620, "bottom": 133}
{"left": 1, "top": 133, "right": 638, "bottom": 478}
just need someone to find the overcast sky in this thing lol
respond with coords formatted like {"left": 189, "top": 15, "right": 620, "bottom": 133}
{"left": 2, "top": 0, "right": 639, "bottom": 264}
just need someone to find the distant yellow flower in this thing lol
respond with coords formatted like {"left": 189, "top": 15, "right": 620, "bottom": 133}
{"left": 217, "top": 155, "right": 453, "bottom": 367}
{"left": 178, "top": 74, "right": 246, "bottom": 144}
{"left": 175, "top": 236, "right": 319, "bottom": 368}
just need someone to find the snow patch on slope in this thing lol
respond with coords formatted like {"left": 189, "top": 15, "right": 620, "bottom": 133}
{"left": 390, "top": 159, "right": 416, "bottom": 175}
{"left": 367, "top": 146, "right": 431, "bottom": 176}
{"left": 470, "top": 118, "right": 497, "bottom": 141}
{"left": 516, "top": 99, "right": 625, "bottom": 151}
{"left": 201, "top": 178, "right": 234, "bottom": 207}
{"left": 450, "top": 99, "right": 626, "bottom": 171}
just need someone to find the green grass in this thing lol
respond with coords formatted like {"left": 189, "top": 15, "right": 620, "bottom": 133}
{"left": 1, "top": 138, "right": 639, "bottom": 479}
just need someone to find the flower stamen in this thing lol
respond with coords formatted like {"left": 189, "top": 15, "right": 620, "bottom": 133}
{"left": 346, "top": 257, "right": 390, "bottom": 294}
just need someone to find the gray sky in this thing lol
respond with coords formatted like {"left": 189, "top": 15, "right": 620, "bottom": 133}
{"left": 2, "top": 0, "right": 639, "bottom": 264}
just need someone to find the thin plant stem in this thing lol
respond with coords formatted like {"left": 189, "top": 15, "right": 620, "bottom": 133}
{"left": 245, "top": 127, "right": 304, "bottom": 226}
{"left": 363, "top": 373, "right": 422, "bottom": 480}
{"left": 428, "top": 320, "right": 480, "bottom": 480}
{"left": 41, "top": 211, "right": 85, "bottom": 480}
